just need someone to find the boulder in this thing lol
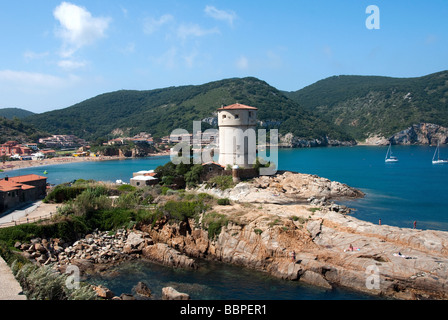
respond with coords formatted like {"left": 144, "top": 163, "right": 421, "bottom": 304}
{"left": 162, "top": 287, "right": 190, "bottom": 300}
{"left": 93, "top": 285, "right": 115, "bottom": 299}
{"left": 120, "top": 293, "right": 136, "bottom": 300}
{"left": 142, "top": 243, "right": 196, "bottom": 269}
{"left": 299, "top": 270, "right": 332, "bottom": 290}
{"left": 133, "top": 281, "right": 152, "bottom": 298}
{"left": 127, "top": 232, "right": 145, "bottom": 247}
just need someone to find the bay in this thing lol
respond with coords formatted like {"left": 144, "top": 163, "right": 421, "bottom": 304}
{"left": 4, "top": 145, "right": 448, "bottom": 300}
{"left": 6, "top": 145, "right": 448, "bottom": 231}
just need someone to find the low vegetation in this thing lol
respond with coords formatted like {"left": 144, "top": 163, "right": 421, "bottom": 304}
{"left": 205, "top": 175, "right": 235, "bottom": 190}
{"left": 11, "top": 262, "right": 97, "bottom": 300}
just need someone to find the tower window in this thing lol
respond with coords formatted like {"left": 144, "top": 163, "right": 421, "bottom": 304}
{"left": 222, "top": 115, "right": 226, "bottom": 119}
{"left": 249, "top": 112, "right": 252, "bottom": 117}
{"left": 235, "top": 114, "right": 239, "bottom": 119}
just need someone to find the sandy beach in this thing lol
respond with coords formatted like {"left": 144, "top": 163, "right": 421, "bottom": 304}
{"left": 0, "top": 152, "right": 171, "bottom": 173}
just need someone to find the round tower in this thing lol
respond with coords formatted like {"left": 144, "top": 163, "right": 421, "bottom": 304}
{"left": 217, "top": 103, "right": 258, "bottom": 168}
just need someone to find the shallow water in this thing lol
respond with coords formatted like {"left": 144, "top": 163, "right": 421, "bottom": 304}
{"left": 86, "top": 259, "right": 379, "bottom": 300}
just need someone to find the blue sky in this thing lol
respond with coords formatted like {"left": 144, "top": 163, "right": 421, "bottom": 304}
{"left": 0, "top": 0, "right": 447, "bottom": 113}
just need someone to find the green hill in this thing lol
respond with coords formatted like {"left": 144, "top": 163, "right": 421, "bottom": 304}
{"left": 0, "top": 117, "right": 48, "bottom": 144}
{"left": 284, "top": 71, "right": 448, "bottom": 140}
{"left": 24, "top": 77, "right": 351, "bottom": 142}
{"left": 0, "top": 108, "right": 35, "bottom": 120}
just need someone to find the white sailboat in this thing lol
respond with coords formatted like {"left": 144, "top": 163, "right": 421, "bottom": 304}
{"left": 432, "top": 142, "right": 448, "bottom": 164}
{"left": 385, "top": 143, "right": 398, "bottom": 163}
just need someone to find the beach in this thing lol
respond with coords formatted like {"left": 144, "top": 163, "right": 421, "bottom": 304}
{"left": 0, "top": 152, "right": 171, "bottom": 173}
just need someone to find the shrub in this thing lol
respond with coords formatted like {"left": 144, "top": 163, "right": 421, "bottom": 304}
{"left": 292, "top": 216, "right": 308, "bottom": 224}
{"left": 184, "top": 164, "right": 203, "bottom": 187}
{"left": 202, "top": 212, "right": 228, "bottom": 240}
{"left": 45, "top": 184, "right": 85, "bottom": 203}
{"left": 254, "top": 228, "right": 263, "bottom": 235}
{"left": 117, "top": 184, "right": 136, "bottom": 193}
{"left": 161, "top": 186, "right": 172, "bottom": 195}
{"left": 13, "top": 263, "right": 96, "bottom": 300}
{"left": 162, "top": 200, "right": 205, "bottom": 222}
{"left": 217, "top": 198, "right": 230, "bottom": 206}
{"left": 206, "top": 175, "right": 235, "bottom": 190}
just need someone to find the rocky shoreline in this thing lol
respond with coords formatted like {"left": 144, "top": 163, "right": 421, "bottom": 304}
{"left": 279, "top": 123, "right": 448, "bottom": 147}
{"left": 14, "top": 171, "right": 448, "bottom": 300}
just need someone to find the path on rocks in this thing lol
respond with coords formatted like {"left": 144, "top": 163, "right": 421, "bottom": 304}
{"left": 0, "top": 256, "right": 26, "bottom": 300}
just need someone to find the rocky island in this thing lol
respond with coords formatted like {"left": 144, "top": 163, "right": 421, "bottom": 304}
{"left": 12, "top": 171, "right": 448, "bottom": 300}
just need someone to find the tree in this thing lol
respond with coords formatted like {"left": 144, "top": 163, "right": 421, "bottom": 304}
{"left": 184, "top": 165, "right": 203, "bottom": 187}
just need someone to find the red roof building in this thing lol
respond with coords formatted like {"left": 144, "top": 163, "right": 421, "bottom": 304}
{"left": 0, "top": 174, "right": 48, "bottom": 213}
{"left": 217, "top": 103, "right": 258, "bottom": 111}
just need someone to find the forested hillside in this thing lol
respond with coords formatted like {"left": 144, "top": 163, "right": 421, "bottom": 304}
{"left": 22, "top": 71, "right": 448, "bottom": 144}
{"left": 284, "top": 71, "right": 448, "bottom": 140}
{"left": 24, "top": 77, "right": 351, "bottom": 142}
{"left": 0, "top": 117, "right": 47, "bottom": 144}
{"left": 0, "top": 108, "right": 35, "bottom": 119}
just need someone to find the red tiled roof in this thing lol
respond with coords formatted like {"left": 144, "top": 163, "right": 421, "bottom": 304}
{"left": 202, "top": 161, "right": 225, "bottom": 168}
{"left": 0, "top": 180, "right": 23, "bottom": 192}
{"left": 217, "top": 103, "right": 258, "bottom": 111}
{"left": 9, "top": 174, "right": 47, "bottom": 183}
{"left": 0, "top": 180, "right": 35, "bottom": 192}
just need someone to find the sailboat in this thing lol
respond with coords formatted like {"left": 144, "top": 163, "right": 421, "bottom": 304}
{"left": 432, "top": 142, "right": 448, "bottom": 164}
{"left": 385, "top": 143, "right": 398, "bottom": 163}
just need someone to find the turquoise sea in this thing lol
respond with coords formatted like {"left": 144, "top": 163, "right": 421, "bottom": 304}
{"left": 4, "top": 145, "right": 448, "bottom": 300}
{"left": 6, "top": 145, "right": 448, "bottom": 232}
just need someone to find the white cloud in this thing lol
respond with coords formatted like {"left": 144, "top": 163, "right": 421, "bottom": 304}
{"left": 0, "top": 70, "right": 80, "bottom": 91}
{"left": 153, "top": 47, "right": 178, "bottom": 69}
{"left": 23, "top": 51, "right": 50, "bottom": 62}
{"left": 120, "top": 42, "right": 136, "bottom": 54}
{"left": 183, "top": 49, "right": 199, "bottom": 68}
{"left": 236, "top": 55, "right": 249, "bottom": 70}
{"left": 57, "top": 59, "right": 88, "bottom": 70}
{"left": 204, "top": 5, "right": 237, "bottom": 26}
{"left": 53, "top": 2, "right": 111, "bottom": 57}
{"left": 144, "top": 14, "right": 174, "bottom": 35}
{"left": 177, "top": 23, "right": 219, "bottom": 41}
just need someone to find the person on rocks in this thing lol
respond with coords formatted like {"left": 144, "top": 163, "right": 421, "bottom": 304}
{"left": 291, "top": 250, "right": 296, "bottom": 262}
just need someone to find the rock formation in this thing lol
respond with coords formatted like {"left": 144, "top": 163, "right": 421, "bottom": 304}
{"left": 16, "top": 171, "right": 448, "bottom": 300}
{"left": 162, "top": 287, "right": 190, "bottom": 300}
{"left": 279, "top": 133, "right": 356, "bottom": 148}
{"left": 389, "top": 123, "right": 448, "bottom": 145}
{"left": 362, "top": 123, "right": 448, "bottom": 146}
{"left": 196, "top": 171, "right": 364, "bottom": 204}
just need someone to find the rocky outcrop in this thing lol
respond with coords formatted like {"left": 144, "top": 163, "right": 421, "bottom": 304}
{"left": 280, "top": 133, "right": 356, "bottom": 148}
{"left": 362, "top": 123, "right": 448, "bottom": 146}
{"left": 142, "top": 243, "right": 196, "bottom": 269}
{"left": 196, "top": 171, "right": 364, "bottom": 204}
{"left": 18, "top": 229, "right": 195, "bottom": 274}
{"left": 138, "top": 198, "right": 448, "bottom": 300}
{"left": 162, "top": 287, "right": 190, "bottom": 300}
{"left": 133, "top": 281, "right": 152, "bottom": 298}
{"left": 389, "top": 123, "right": 448, "bottom": 145}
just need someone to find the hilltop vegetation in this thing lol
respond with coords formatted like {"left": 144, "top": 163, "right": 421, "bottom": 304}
{"left": 0, "top": 116, "right": 48, "bottom": 144}
{"left": 0, "top": 107, "right": 35, "bottom": 120}
{"left": 19, "top": 71, "right": 448, "bottom": 144}
{"left": 284, "top": 71, "right": 448, "bottom": 140}
{"left": 23, "top": 77, "right": 351, "bottom": 142}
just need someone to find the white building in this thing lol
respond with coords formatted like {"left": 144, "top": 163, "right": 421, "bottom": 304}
{"left": 217, "top": 103, "right": 258, "bottom": 168}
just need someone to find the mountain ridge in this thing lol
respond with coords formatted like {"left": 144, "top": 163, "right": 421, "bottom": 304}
{"left": 23, "top": 77, "right": 351, "bottom": 142}
{"left": 0, "top": 107, "right": 35, "bottom": 120}
{"left": 21, "top": 71, "right": 448, "bottom": 145}
{"left": 284, "top": 70, "right": 448, "bottom": 141}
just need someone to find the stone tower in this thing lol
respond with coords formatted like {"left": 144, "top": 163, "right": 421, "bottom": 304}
{"left": 217, "top": 103, "right": 258, "bottom": 168}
